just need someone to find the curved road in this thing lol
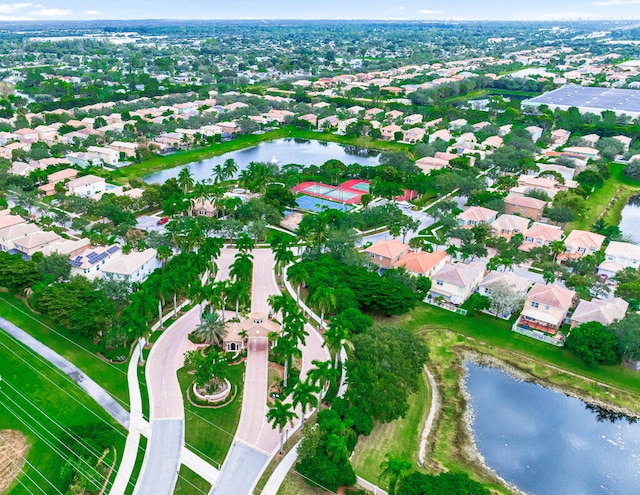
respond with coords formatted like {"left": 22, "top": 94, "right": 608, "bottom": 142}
{"left": 134, "top": 248, "right": 236, "bottom": 495}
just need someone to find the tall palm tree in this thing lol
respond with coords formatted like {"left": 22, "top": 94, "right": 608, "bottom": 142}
{"left": 236, "top": 232, "right": 255, "bottom": 253}
{"left": 266, "top": 399, "right": 297, "bottom": 455}
{"left": 212, "top": 164, "right": 226, "bottom": 185}
{"left": 378, "top": 454, "right": 412, "bottom": 495}
{"left": 550, "top": 240, "right": 566, "bottom": 262}
{"left": 287, "top": 263, "right": 309, "bottom": 303}
{"left": 326, "top": 433, "right": 350, "bottom": 463}
{"left": 324, "top": 320, "right": 351, "bottom": 368}
{"left": 194, "top": 311, "right": 227, "bottom": 347}
{"left": 307, "top": 359, "right": 338, "bottom": 402}
{"left": 223, "top": 158, "right": 238, "bottom": 180}
{"left": 178, "top": 167, "right": 194, "bottom": 194}
{"left": 208, "top": 281, "right": 228, "bottom": 322}
{"left": 227, "top": 281, "right": 251, "bottom": 319}
{"left": 230, "top": 251, "right": 254, "bottom": 284}
{"left": 273, "top": 334, "right": 299, "bottom": 388}
{"left": 291, "top": 379, "right": 319, "bottom": 425}
{"left": 200, "top": 236, "right": 224, "bottom": 276}
{"left": 310, "top": 287, "right": 337, "bottom": 329}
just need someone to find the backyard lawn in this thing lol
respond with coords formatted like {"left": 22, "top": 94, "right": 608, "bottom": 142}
{"left": 0, "top": 331, "right": 127, "bottom": 495}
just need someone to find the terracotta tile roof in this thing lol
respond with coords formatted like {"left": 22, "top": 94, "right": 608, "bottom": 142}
{"left": 432, "top": 261, "right": 485, "bottom": 287}
{"left": 564, "top": 230, "right": 605, "bottom": 251}
{"left": 365, "top": 239, "right": 410, "bottom": 260}
{"left": 505, "top": 194, "right": 547, "bottom": 209}
{"left": 526, "top": 283, "right": 576, "bottom": 311}
{"left": 458, "top": 206, "right": 498, "bottom": 223}
{"left": 572, "top": 297, "right": 628, "bottom": 326}
{"left": 393, "top": 250, "right": 448, "bottom": 275}
{"left": 491, "top": 214, "right": 529, "bottom": 233}
{"left": 605, "top": 241, "right": 640, "bottom": 259}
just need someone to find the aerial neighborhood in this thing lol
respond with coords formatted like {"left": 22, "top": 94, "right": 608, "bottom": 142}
{"left": 0, "top": 16, "right": 639, "bottom": 495}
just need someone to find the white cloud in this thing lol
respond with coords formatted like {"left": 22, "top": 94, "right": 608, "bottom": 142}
{"left": 0, "top": 3, "right": 72, "bottom": 18}
{"left": 593, "top": 0, "right": 640, "bottom": 5}
{"left": 0, "top": 3, "right": 35, "bottom": 14}
{"left": 32, "top": 7, "right": 71, "bottom": 16}
{"left": 85, "top": 9, "right": 101, "bottom": 15}
{"left": 418, "top": 9, "right": 444, "bottom": 15}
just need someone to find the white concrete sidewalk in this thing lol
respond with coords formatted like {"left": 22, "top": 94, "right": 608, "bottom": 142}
{"left": 260, "top": 441, "right": 300, "bottom": 495}
{"left": 182, "top": 447, "right": 220, "bottom": 485}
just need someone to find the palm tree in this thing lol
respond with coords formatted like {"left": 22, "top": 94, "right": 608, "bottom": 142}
{"left": 230, "top": 251, "right": 254, "bottom": 284}
{"left": 378, "top": 454, "right": 412, "bottom": 495}
{"left": 324, "top": 320, "right": 351, "bottom": 369}
{"left": 227, "top": 281, "right": 251, "bottom": 319}
{"left": 194, "top": 312, "right": 227, "bottom": 347}
{"left": 286, "top": 263, "right": 309, "bottom": 303}
{"left": 310, "top": 287, "right": 337, "bottom": 329}
{"left": 178, "top": 167, "right": 194, "bottom": 194}
{"left": 212, "top": 164, "right": 226, "bottom": 185}
{"left": 208, "top": 281, "right": 228, "bottom": 322}
{"left": 550, "top": 240, "right": 566, "bottom": 262}
{"left": 291, "top": 379, "right": 319, "bottom": 425}
{"left": 266, "top": 399, "right": 297, "bottom": 455}
{"left": 200, "top": 236, "right": 224, "bottom": 277}
{"left": 273, "top": 334, "right": 299, "bottom": 388}
{"left": 236, "top": 232, "right": 255, "bottom": 253}
{"left": 326, "top": 433, "right": 350, "bottom": 463}
{"left": 307, "top": 359, "right": 338, "bottom": 402}
{"left": 223, "top": 158, "right": 238, "bottom": 180}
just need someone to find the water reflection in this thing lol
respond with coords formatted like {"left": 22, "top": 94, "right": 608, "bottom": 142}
{"left": 584, "top": 403, "right": 638, "bottom": 425}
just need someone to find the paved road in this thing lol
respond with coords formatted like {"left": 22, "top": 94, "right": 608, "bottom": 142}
{"left": 134, "top": 419, "right": 183, "bottom": 495}
{"left": 0, "top": 316, "right": 130, "bottom": 428}
{"left": 210, "top": 442, "right": 269, "bottom": 495}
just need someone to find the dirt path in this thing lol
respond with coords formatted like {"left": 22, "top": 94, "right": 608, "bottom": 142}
{"left": 0, "top": 430, "right": 28, "bottom": 492}
{"left": 417, "top": 366, "right": 440, "bottom": 467}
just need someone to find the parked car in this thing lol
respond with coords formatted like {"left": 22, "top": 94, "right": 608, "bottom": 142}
{"left": 157, "top": 216, "right": 169, "bottom": 225}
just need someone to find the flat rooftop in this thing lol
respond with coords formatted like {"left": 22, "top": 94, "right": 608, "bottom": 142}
{"left": 524, "top": 85, "right": 640, "bottom": 113}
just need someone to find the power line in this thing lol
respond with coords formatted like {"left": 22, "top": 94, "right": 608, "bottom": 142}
{"left": 0, "top": 434, "right": 47, "bottom": 495}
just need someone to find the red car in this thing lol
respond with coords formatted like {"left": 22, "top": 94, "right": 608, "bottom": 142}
{"left": 157, "top": 217, "right": 169, "bottom": 225}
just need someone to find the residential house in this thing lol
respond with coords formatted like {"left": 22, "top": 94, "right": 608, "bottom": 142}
{"left": 551, "top": 129, "right": 571, "bottom": 146}
{"left": 217, "top": 122, "right": 239, "bottom": 135}
{"left": 429, "top": 129, "right": 452, "bottom": 143}
{"left": 415, "top": 156, "right": 448, "bottom": 173}
{"left": 365, "top": 239, "right": 411, "bottom": 268}
{"left": 109, "top": 141, "right": 138, "bottom": 158}
{"left": 562, "top": 146, "right": 600, "bottom": 160}
{"left": 12, "top": 230, "right": 61, "bottom": 258}
{"left": 519, "top": 223, "right": 564, "bottom": 252}
{"left": 511, "top": 175, "right": 576, "bottom": 199}
{"left": 457, "top": 206, "right": 498, "bottom": 228}
{"left": 381, "top": 124, "right": 402, "bottom": 141}
{"left": 102, "top": 248, "right": 161, "bottom": 284}
{"left": 613, "top": 135, "right": 632, "bottom": 150}
{"left": 483, "top": 135, "right": 503, "bottom": 149}
{"left": 597, "top": 241, "right": 640, "bottom": 279}
{"left": 337, "top": 118, "right": 358, "bottom": 134}
{"left": 87, "top": 146, "right": 120, "bottom": 166}
{"left": 478, "top": 271, "right": 532, "bottom": 318}
{"left": 403, "top": 114, "right": 423, "bottom": 126}
{"left": 402, "top": 127, "right": 426, "bottom": 144}
{"left": 384, "top": 110, "right": 404, "bottom": 121}
{"left": 0, "top": 131, "right": 17, "bottom": 146}
{"left": 491, "top": 214, "right": 530, "bottom": 240}
{"left": 265, "top": 109, "right": 294, "bottom": 123}
{"left": 298, "top": 114, "right": 318, "bottom": 127}
{"left": 34, "top": 125, "right": 58, "bottom": 145}
{"left": 558, "top": 230, "right": 605, "bottom": 261}
{"left": 504, "top": 194, "right": 547, "bottom": 221}
{"left": 39, "top": 238, "right": 90, "bottom": 258}
{"left": 0, "top": 222, "right": 40, "bottom": 252}
{"left": 14, "top": 128, "right": 38, "bottom": 143}
{"left": 525, "top": 126, "right": 544, "bottom": 141}
{"left": 70, "top": 245, "right": 122, "bottom": 280}
{"left": 38, "top": 168, "right": 79, "bottom": 196}
{"left": 517, "top": 283, "right": 576, "bottom": 335}
{"left": 192, "top": 198, "right": 217, "bottom": 217}
{"left": 364, "top": 108, "right": 384, "bottom": 119}
{"left": 393, "top": 250, "right": 448, "bottom": 278}
{"left": 317, "top": 115, "right": 339, "bottom": 130}
{"left": 428, "top": 261, "right": 486, "bottom": 305}
{"left": 347, "top": 105, "right": 365, "bottom": 115}
{"left": 66, "top": 152, "right": 103, "bottom": 168}
{"left": 570, "top": 297, "right": 628, "bottom": 329}
{"left": 449, "top": 118, "right": 468, "bottom": 129}
{"left": 580, "top": 134, "right": 600, "bottom": 147}
{"left": 65, "top": 175, "right": 106, "bottom": 197}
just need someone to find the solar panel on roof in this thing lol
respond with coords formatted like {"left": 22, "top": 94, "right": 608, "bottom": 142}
{"left": 106, "top": 246, "right": 120, "bottom": 254}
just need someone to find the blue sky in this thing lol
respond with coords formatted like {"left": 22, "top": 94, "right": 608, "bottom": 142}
{"left": 2, "top": 0, "right": 640, "bottom": 21}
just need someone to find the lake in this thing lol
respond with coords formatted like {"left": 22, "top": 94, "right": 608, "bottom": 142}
{"left": 143, "top": 138, "right": 381, "bottom": 184}
{"left": 618, "top": 194, "right": 640, "bottom": 243}
{"left": 465, "top": 360, "right": 640, "bottom": 495}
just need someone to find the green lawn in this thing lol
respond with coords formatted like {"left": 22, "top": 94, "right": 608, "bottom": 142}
{"left": 0, "top": 292, "right": 130, "bottom": 407}
{"left": 276, "top": 471, "right": 330, "bottom": 495}
{"left": 351, "top": 371, "right": 429, "bottom": 484}
{"left": 566, "top": 162, "right": 640, "bottom": 232}
{"left": 174, "top": 465, "right": 211, "bottom": 495}
{"left": 178, "top": 361, "right": 245, "bottom": 466}
{"left": 124, "top": 436, "right": 147, "bottom": 495}
{"left": 0, "top": 331, "right": 127, "bottom": 495}
{"left": 404, "top": 303, "right": 640, "bottom": 412}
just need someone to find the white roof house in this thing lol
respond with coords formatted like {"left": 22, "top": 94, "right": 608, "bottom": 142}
{"left": 102, "top": 248, "right": 161, "bottom": 284}
{"left": 597, "top": 241, "right": 640, "bottom": 279}
{"left": 570, "top": 297, "right": 628, "bottom": 329}
{"left": 66, "top": 175, "right": 106, "bottom": 197}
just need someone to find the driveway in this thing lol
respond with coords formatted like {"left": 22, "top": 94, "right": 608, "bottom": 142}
{"left": 134, "top": 419, "right": 183, "bottom": 495}
{"left": 136, "top": 215, "right": 168, "bottom": 233}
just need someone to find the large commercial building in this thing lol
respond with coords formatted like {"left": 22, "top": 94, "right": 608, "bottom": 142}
{"left": 523, "top": 85, "right": 640, "bottom": 119}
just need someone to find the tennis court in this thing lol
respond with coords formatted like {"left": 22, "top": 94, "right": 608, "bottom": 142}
{"left": 296, "top": 195, "right": 353, "bottom": 212}
{"left": 323, "top": 189, "right": 359, "bottom": 201}
{"left": 349, "top": 181, "right": 370, "bottom": 192}
{"left": 304, "top": 184, "right": 335, "bottom": 195}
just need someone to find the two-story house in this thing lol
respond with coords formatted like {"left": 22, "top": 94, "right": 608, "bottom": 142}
{"left": 597, "top": 241, "right": 640, "bottom": 279}
{"left": 65, "top": 175, "right": 106, "bottom": 197}
{"left": 570, "top": 297, "right": 628, "bottom": 329}
{"left": 70, "top": 245, "right": 122, "bottom": 280}
{"left": 519, "top": 223, "right": 564, "bottom": 252}
{"left": 428, "top": 261, "right": 485, "bottom": 305}
{"left": 517, "top": 283, "right": 576, "bottom": 335}
{"left": 478, "top": 271, "right": 532, "bottom": 319}
{"left": 491, "top": 214, "right": 530, "bottom": 241}
{"left": 381, "top": 124, "right": 403, "bottom": 141}
{"left": 102, "top": 248, "right": 161, "bottom": 284}
{"left": 393, "top": 250, "right": 448, "bottom": 278}
{"left": 457, "top": 206, "right": 498, "bottom": 228}
{"left": 558, "top": 230, "right": 605, "bottom": 261}
{"left": 365, "top": 239, "right": 411, "bottom": 269}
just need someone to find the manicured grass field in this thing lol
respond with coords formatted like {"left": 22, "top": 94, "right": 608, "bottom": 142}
{"left": 123, "top": 436, "right": 147, "bottom": 495}
{"left": 178, "top": 361, "right": 245, "bottom": 466}
{"left": 0, "top": 292, "right": 130, "bottom": 407}
{"left": 276, "top": 471, "right": 329, "bottom": 495}
{"left": 0, "top": 331, "right": 127, "bottom": 495}
{"left": 174, "top": 465, "right": 211, "bottom": 495}
{"left": 351, "top": 371, "right": 429, "bottom": 484}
